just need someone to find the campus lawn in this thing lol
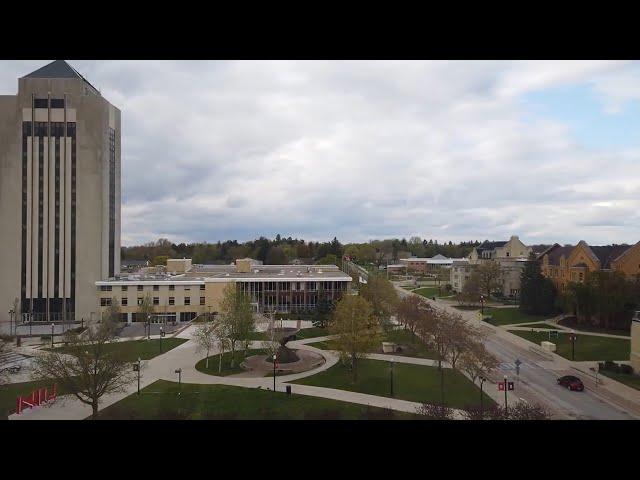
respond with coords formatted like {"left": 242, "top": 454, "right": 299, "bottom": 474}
{"left": 307, "top": 329, "right": 439, "bottom": 359}
{"left": 509, "top": 330, "right": 630, "bottom": 361}
{"left": 413, "top": 286, "right": 449, "bottom": 299}
{"left": 0, "top": 379, "right": 72, "bottom": 420}
{"left": 96, "top": 380, "right": 421, "bottom": 420}
{"left": 247, "top": 331, "right": 268, "bottom": 341}
{"left": 53, "top": 338, "right": 188, "bottom": 362}
{"left": 599, "top": 371, "right": 640, "bottom": 391}
{"left": 481, "top": 307, "right": 551, "bottom": 326}
{"left": 453, "top": 305, "right": 481, "bottom": 311}
{"left": 292, "top": 358, "right": 495, "bottom": 409}
{"left": 195, "top": 348, "right": 268, "bottom": 376}
{"left": 294, "top": 327, "right": 329, "bottom": 340}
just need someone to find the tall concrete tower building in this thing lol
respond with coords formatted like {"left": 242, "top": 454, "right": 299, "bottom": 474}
{"left": 0, "top": 60, "right": 121, "bottom": 325}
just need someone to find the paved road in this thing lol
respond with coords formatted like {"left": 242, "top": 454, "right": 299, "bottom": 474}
{"left": 395, "top": 285, "right": 636, "bottom": 420}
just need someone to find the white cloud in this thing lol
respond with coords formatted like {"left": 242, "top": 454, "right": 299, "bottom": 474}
{"left": 2, "top": 60, "right": 639, "bottom": 246}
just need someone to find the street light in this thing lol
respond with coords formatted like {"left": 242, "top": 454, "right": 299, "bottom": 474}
{"left": 480, "top": 295, "right": 485, "bottom": 315}
{"left": 570, "top": 330, "right": 576, "bottom": 361}
{"left": 175, "top": 368, "right": 182, "bottom": 393}
{"left": 479, "top": 376, "right": 487, "bottom": 420}
{"left": 134, "top": 357, "right": 142, "bottom": 395}
{"left": 273, "top": 354, "right": 277, "bottom": 392}
{"left": 147, "top": 315, "right": 151, "bottom": 340}
{"left": 51, "top": 323, "right": 55, "bottom": 349}
{"left": 9, "top": 309, "right": 14, "bottom": 337}
{"left": 159, "top": 326, "right": 164, "bottom": 353}
{"left": 503, "top": 375, "right": 508, "bottom": 414}
{"left": 390, "top": 357, "right": 394, "bottom": 397}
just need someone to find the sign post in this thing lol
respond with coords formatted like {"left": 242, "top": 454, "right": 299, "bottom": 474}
{"left": 498, "top": 376, "right": 515, "bottom": 414}
{"left": 515, "top": 358, "right": 522, "bottom": 382}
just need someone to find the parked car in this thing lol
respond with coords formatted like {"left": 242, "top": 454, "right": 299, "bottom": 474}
{"left": 557, "top": 375, "right": 584, "bottom": 391}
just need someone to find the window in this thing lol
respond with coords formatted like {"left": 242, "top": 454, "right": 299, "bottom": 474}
{"left": 100, "top": 298, "right": 111, "bottom": 306}
{"left": 506, "top": 252, "right": 510, "bottom": 257}
{"left": 121, "top": 286, "right": 128, "bottom": 292}
{"left": 50, "top": 98, "right": 65, "bottom": 108}
{"left": 153, "top": 285, "right": 159, "bottom": 291}
{"left": 184, "top": 297, "right": 191, "bottom": 306}
{"left": 200, "top": 284, "right": 205, "bottom": 291}
{"left": 200, "top": 297, "right": 205, "bottom": 305}
{"left": 169, "top": 285, "right": 175, "bottom": 291}
{"left": 137, "top": 297, "right": 143, "bottom": 306}
{"left": 122, "top": 297, "right": 128, "bottom": 306}
{"left": 100, "top": 285, "right": 112, "bottom": 292}
{"left": 153, "top": 297, "right": 159, "bottom": 305}
{"left": 169, "top": 297, "right": 175, "bottom": 305}
{"left": 137, "top": 285, "right": 143, "bottom": 291}
{"left": 185, "top": 286, "right": 190, "bottom": 291}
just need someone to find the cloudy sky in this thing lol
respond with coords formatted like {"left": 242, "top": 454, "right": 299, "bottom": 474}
{"left": 3, "top": 60, "right": 640, "bottom": 246}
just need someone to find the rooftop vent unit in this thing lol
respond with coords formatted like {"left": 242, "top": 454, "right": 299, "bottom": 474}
{"left": 254, "top": 269, "right": 259, "bottom": 273}
{"left": 318, "top": 269, "right": 323, "bottom": 274}
{"left": 281, "top": 269, "right": 285, "bottom": 274}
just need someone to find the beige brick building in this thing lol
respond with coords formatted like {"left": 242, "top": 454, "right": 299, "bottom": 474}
{"left": 96, "top": 258, "right": 352, "bottom": 323}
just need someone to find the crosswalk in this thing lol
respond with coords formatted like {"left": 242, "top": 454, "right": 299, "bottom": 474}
{"left": 0, "top": 351, "right": 30, "bottom": 369}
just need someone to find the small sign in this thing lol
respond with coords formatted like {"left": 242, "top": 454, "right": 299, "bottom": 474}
{"left": 160, "top": 331, "right": 166, "bottom": 338}
{"left": 514, "top": 358, "right": 522, "bottom": 367}
{"left": 498, "top": 383, "right": 505, "bottom": 391}
{"left": 508, "top": 382, "right": 515, "bottom": 391}
{"left": 133, "top": 364, "right": 139, "bottom": 372}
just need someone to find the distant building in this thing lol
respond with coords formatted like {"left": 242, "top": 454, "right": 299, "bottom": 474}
{"left": 451, "top": 235, "right": 532, "bottom": 297}
{"left": 539, "top": 240, "right": 640, "bottom": 292}
{"left": 400, "top": 254, "right": 467, "bottom": 276}
{"left": 96, "top": 258, "right": 352, "bottom": 323}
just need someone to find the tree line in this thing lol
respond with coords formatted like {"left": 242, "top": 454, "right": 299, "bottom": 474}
{"left": 122, "top": 236, "right": 485, "bottom": 267}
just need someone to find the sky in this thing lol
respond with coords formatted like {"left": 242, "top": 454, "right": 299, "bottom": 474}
{"left": 2, "top": 60, "right": 640, "bottom": 247}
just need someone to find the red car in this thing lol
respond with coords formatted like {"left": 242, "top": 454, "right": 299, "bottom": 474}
{"left": 557, "top": 375, "right": 584, "bottom": 391}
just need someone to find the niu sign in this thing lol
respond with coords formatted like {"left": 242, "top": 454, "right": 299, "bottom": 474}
{"left": 498, "top": 382, "right": 514, "bottom": 391}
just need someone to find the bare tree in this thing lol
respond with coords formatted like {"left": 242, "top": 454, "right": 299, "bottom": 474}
{"left": 476, "top": 261, "right": 503, "bottom": 297}
{"left": 459, "top": 341, "right": 498, "bottom": 385}
{"left": 417, "top": 402, "right": 455, "bottom": 420}
{"left": 463, "top": 401, "right": 550, "bottom": 420}
{"left": 396, "top": 295, "right": 427, "bottom": 336}
{"left": 193, "top": 320, "right": 219, "bottom": 369}
{"left": 30, "top": 321, "right": 136, "bottom": 419}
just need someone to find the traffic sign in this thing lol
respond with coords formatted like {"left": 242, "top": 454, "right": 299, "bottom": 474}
{"left": 514, "top": 358, "right": 522, "bottom": 367}
{"left": 133, "top": 364, "right": 139, "bottom": 372}
{"left": 507, "top": 382, "right": 515, "bottom": 391}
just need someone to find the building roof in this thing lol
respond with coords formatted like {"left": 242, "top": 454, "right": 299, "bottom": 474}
{"left": 588, "top": 245, "right": 632, "bottom": 269}
{"left": 475, "top": 240, "right": 508, "bottom": 253}
{"left": 544, "top": 244, "right": 574, "bottom": 266}
{"left": 22, "top": 60, "right": 100, "bottom": 95}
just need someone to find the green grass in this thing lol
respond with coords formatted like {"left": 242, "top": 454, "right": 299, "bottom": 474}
{"left": 246, "top": 331, "right": 268, "bottom": 340}
{"left": 510, "top": 330, "right": 630, "bottom": 361}
{"left": 0, "top": 380, "right": 72, "bottom": 420}
{"left": 307, "top": 329, "right": 438, "bottom": 359}
{"left": 516, "top": 323, "right": 559, "bottom": 330}
{"left": 53, "top": 338, "right": 188, "bottom": 362}
{"left": 195, "top": 348, "right": 269, "bottom": 376}
{"left": 294, "top": 327, "right": 329, "bottom": 340}
{"left": 481, "top": 307, "right": 551, "bottom": 326}
{"left": 453, "top": 305, "right": 480, "bottom": 311}
{"left": 599, "top": 370, "right": 640, "bottom": 391}
{"left": 96, "top": 380, "right": 421, "bottom": 420}
{"left": 413, "top": 287, "right": 449, "bottom": 299}
{"left": 292, "top": 358, "right": 494, "bottom": 409}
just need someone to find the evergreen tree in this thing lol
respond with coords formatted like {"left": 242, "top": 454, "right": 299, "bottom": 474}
{"left": 520, "top": 256, "right": 557, "bottom": 315}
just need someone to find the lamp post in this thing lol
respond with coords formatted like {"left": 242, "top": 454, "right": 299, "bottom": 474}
{"left": 51, "top": 323, "right": 55, "bottom": 349}
{"left": 390, "top": 357, "right": 394, "bottom": 397}
{"left": 135, "top": 357, "right": 141, "bottom": 395}
{"left": 479, "top": 375, "right": 487, "bottom": 420}
{"left": 480, "top": 295, "right": 485, "bottom": 316}
{"left": 147, "top": 315, "right": 151, "bottom": 340}
{"left": 273, "top": 354, "right": 277, "bottom": 392}
{"left": 570, "top": 330, "right": 576, "bottom": 361}
{"left": 159, "top": 326, "right": 164, "bottom": 353}
{"left": 175, "top": 368, "right": 182, "bottom": 392}
{"left": 503, "top": 375, "right": 508, "bottom": 415}
{"left": 9, "top": 309, "right": 14, "bottom": 337}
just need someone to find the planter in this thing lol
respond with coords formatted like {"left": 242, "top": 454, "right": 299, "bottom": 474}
{"left": 382, "top": 342, "right": 396, "bottom": 353}
{"left": 541, "top": 341, "right": 556, "bottom": 352}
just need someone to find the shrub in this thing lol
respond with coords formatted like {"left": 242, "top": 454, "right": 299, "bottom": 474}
{"left": 305, "top": 409, "right": 343, "bottom": 420}
{"left": 417, "top": 403, "right": 454, "bottom": 420}
{"left": 619, "top": 364, "right": 634, "bottom": 375}
{"left": 602, "top": 360, "right": 618, "bottom": 372}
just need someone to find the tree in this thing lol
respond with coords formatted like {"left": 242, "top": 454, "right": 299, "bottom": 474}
{"left": 30, "top": 321, "right": 136, "bottom": 419}
{"left": 152, "top": 255, "right": 169, "bottom": 266}
{"left": 359, "top": 275, "right": 399, "bottom": 322}
{"left": 330, "top": 295, "right": 380, "bottom": 382}
{"left": 417, "top": 402, "right": 454, "bottom": 420}
{"left": 265, "top": 246, "right": 287, "bottom": 265}
{"left": 459, "top": 341, "right": 498, "bottom": 385}
{"left": 193, "top": 320, "right": 219, "bottom": 369}
{"left": 137, "top": 293, "right": 154, "bottom": 337}
{"left": 464, "top": 401, "right": 550, "bottom": 420}
{"left": 316, "top": 254, "right": 338, "bottom": 265}
{"left": 219, "top": 284, "right": 255, "bottom": 367}
{"left": 314, "top": 294, "right": 333, "bottom": 328}
{"left": 442, "top": 312, "right": 480, "bottom": 370}
{"left": 476, "top": 261, "right": 503, "bottom": 297}
{"left": 520, "top": 256, "right": 557, "bottom": 315}
{"left": 396, "top": 295, "right": 428, "bottom": 337}
{"left": 104, "top": 297, "right": 121, "bottom": 324}
{"left": 458, "top": 272, "right": 481, "bottom": 306}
